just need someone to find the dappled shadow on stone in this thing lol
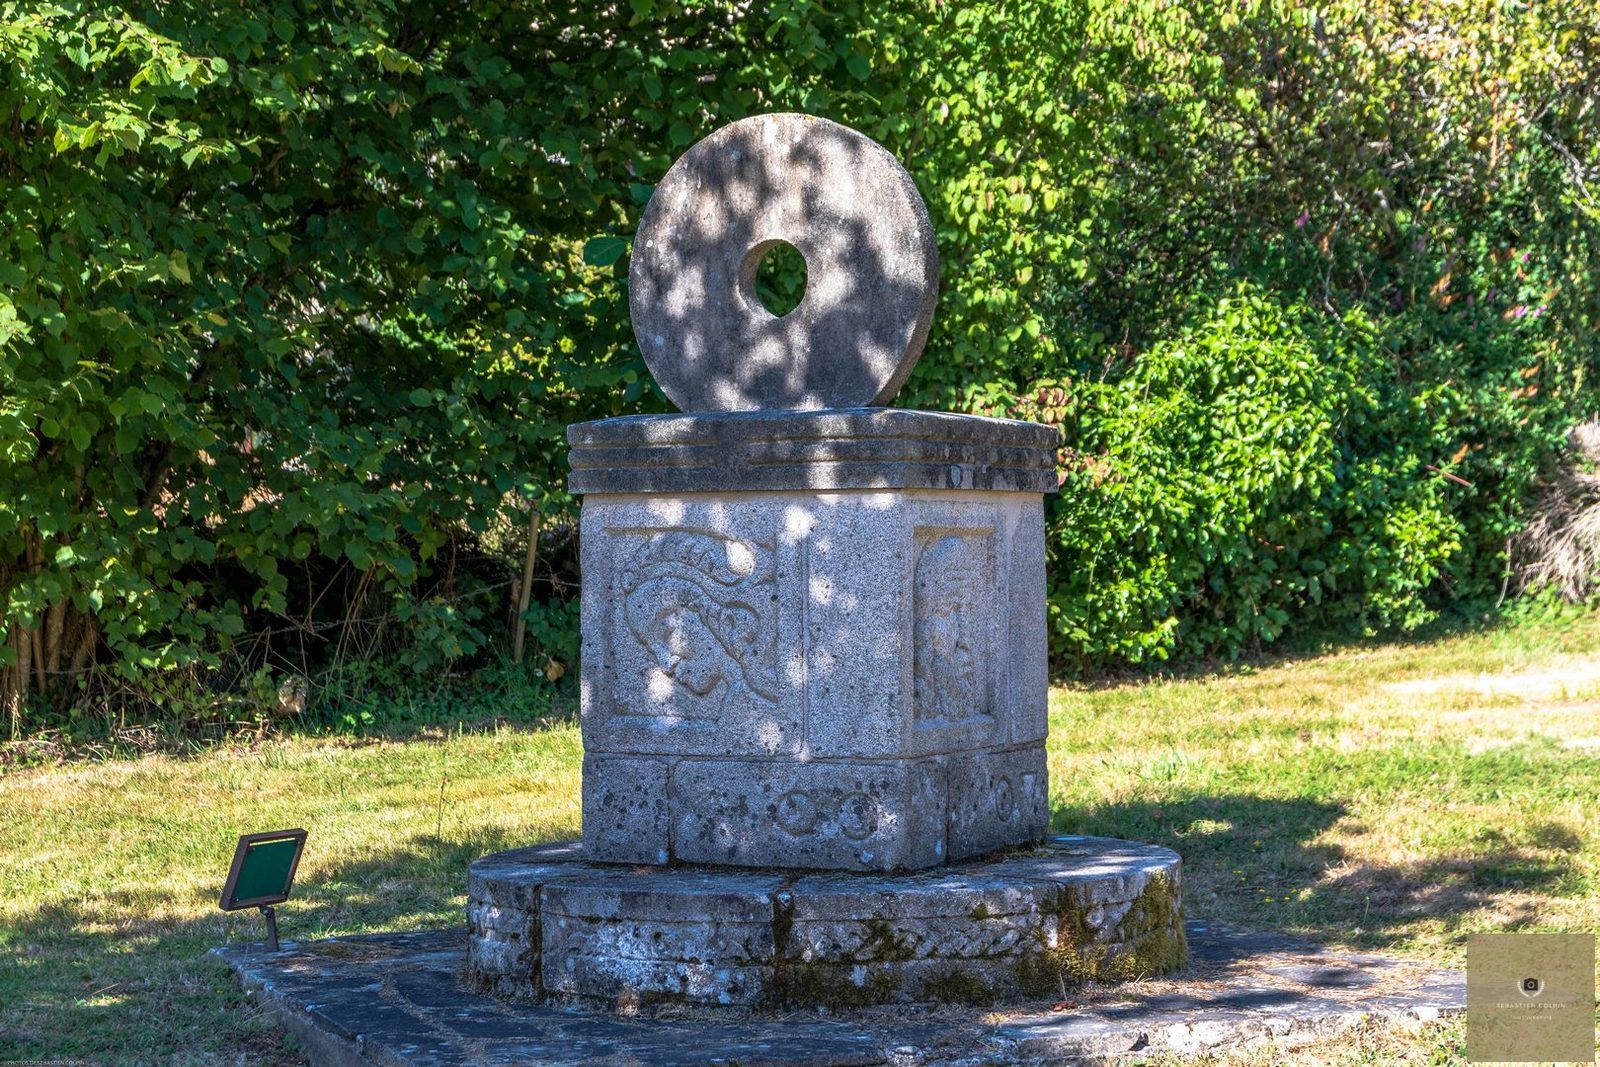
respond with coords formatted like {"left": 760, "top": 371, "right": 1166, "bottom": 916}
{"left": 629, "top": 113, "right": 938, "bottom": 413}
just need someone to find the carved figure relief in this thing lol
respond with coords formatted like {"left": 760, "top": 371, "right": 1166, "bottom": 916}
{"left": 994, "top": 775, "right": 1015, "bottom": 822}
{"left": 619, "top": 531, "right": 778, "bottom": 720}
{"left": 912, "top": 534, "right": 990, "bottom": 723}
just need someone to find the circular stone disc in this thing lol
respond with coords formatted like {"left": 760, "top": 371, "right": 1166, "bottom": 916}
{"left": 630, "top": 113, "right": 939, "bottom": 412}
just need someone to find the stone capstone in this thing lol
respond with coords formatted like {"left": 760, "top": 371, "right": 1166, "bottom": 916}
{"left": 576, "top": 487, "right": 1050, "bottom": 870}
{"left": 566, "top": 407, "right": 1059, "bottom": 495}
{"left": 629, "top": 113, "right": 939, "bottom": 413}
{"left": 465, "top": 835, "right": 1186, "bottom": 1008}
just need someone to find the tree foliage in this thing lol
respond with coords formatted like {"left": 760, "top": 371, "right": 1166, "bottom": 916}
{"left": 2, "top": 0, "right": 1596, "bottom": 729}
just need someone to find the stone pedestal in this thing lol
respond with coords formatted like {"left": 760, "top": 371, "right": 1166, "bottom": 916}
{"left": 464, "top": 112, "right": 1187, "bottom": 1011}
{"left": 570, "top": 409, "right": 1057, "bottom": 871}
{"left": 467, "top": 835, "right": 1185, "bottom": 1008}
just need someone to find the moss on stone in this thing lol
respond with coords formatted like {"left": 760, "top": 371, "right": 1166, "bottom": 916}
{"left": 1017, "top": 873, "right": 1186, "bottom": 995}
{"left": 775, "top": 962, "right": 901, "bottom": 1009}
{"left": 921, "top": 965, "right": 996, "bottom": 1006}
{"left": 1099, "top": 872, "right": 1187, "bottom": 981}
{"left": 771, "top": 893, "right": 794, "bottom": 956}
{"left": 969, "top": 902, "right": 993, "bottom": 921}
{"left": 860, "top": 918, "right": 916, "bottom": 962}
{"left": 1016, "top": 940, "right": 1097, "bottom": 997}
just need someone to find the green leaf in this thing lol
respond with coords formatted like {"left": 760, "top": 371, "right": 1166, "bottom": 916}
{"left": 583, "top": 236, "right": 628, "bottom": 267}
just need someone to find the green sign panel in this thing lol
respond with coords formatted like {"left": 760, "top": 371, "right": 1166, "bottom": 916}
{"left": 220, "top": 829, "right": 307, "bottom": 911}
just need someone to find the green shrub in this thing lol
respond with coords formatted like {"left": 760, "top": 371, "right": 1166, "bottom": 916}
{"left": 1023, "top": 287, "right": 1465, "bottom": 667}
{"left": 2, "top": 0, "right": 1595, "bottom": 729}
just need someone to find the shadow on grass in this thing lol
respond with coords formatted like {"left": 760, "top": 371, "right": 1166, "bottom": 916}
{"left": 0, "top": 697, "right": 579, "bottom": 776}
{"left": 2, "top": 795, "right": 1580, "bottom": 1061}
{"left": 1054, "top": 793, "right": 1582, "bottom": 951}
{"left": 0, "top": 825, "right": 542, "bottom": 1064}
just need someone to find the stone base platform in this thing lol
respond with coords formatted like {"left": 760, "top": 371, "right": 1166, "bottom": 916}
{"left": 215, "top": 922, "right": 1465, "bottom": 1066}
{"left": 466, "top": 835, "right": 1184, "bottom": 1008}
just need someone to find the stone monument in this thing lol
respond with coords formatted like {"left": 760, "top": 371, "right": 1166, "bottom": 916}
{"left": 468, "top": 113, "right": 1185, "bottom": 1008}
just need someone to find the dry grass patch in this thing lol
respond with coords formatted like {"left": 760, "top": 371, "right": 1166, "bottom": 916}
{"left": 3, "top": 610, "right": 1598, "bottom": 1063}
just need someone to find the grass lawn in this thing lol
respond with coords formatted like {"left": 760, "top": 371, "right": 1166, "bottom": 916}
{"left": 2, "top": 611, "right": 1598, "bottom": 1064}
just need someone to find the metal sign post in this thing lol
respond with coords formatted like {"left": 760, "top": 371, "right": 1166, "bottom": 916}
{"left": 219, "top": 828, "right": 307, "bottom": 952}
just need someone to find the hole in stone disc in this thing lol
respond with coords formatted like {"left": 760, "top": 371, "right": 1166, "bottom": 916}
{"left": 752, "top": 240, "right": 807, "bottom": 318}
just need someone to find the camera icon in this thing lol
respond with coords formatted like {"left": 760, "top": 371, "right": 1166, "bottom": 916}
{"left": 1520, "top": 976, "right": 1543, "bottom": 996}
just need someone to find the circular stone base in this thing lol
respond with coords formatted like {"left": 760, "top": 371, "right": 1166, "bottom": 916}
{"left": 466, "top": 835, "right": 1184, "bottom": 1008}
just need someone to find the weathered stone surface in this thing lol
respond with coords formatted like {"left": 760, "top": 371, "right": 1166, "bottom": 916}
{"left": 1002, "top": 502, "right": 1050, "bottom": 748}
{"left": 466, "top": 841, "right": 606, "bottom": 908}
{"left": 464, "top": 835, "right": 1183, "bottom": 1008}
{"left": 670, "top": 758, "right": 947, "bottom": 869}
{"left": 578, "top": 490, "right": 1049, "bottom": 870}
{"left": 945, "top": 746, "right": 1050, "bottom": 862}
{"left": 567, "top": 408, "right": 1058, "bottom": 495}
{"left": 570, "top": 110, "right": 1057, "bottom": 886}
{"left": 551, "top": 956, "right": 775, "bottom": 1008}
{"left": 542, "top": 872, "right": 784, "bottom": 1006}
{"left": 544, "top": 869, "right": 786, "bottom": 925}
{"left": 580, "top": 755, "right": 671, "bottom": 866}
{"left": 629, "top": 113, "right": 938, "bottom": 413}
{"left": 781, "top": 872, "right": 1058, "bottom": 995}
{"left": 898, "top": 495, "right": 1049, "bottom": 758}
{"left": 579, "top": 496, "right": 803, "bottom": 763}
{"left": 219, "top": 920, "right": 1466, "bottom": 1067}
{"left": 468, "top": 933, "right": 536, "bottom": 982}
{"left": 784, "top": 868, "right": 1054, "bottom": 920}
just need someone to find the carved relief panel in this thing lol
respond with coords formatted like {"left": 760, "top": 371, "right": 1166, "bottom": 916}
{"left": 617, "top": 529, "right": 779, "bottom": 721}
{"left": 584, "top": 503, "right": 803, "bottom": 758}
{"left": 911, "top": 527, "right": 997, "bottom": 728}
